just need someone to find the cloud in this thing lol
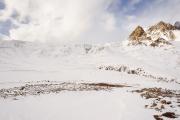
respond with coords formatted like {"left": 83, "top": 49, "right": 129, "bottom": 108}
{"left": 0, "top": 0, "right": 180, "bottom": 43}
{"left": 115, "top": 0, "right": 180, "bottom": 34}
{"left": 0, "top": 0, "right": 5, "bottom": 10}
{"left": 1, "top": 0, "right": 121, "bottom": 43}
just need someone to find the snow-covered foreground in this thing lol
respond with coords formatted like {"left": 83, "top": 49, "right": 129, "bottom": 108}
{"left": 0, "top": 40, "right": 180, "bottom": 120}
{"left": 0, "top": 86, "right": 179, "bottom": 120}
{"left": 0, "top": 89, "right": 155, "bottom": 120}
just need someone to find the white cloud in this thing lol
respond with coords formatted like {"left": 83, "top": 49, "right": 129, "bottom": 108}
{"left": 1, "top": 0, "right": 180, "bottom": 43}
{"left": 2, "top": 0, "right": 119, "bottom": 43}
{"left": 118, "top": 0, "right": 180, "bottom": 35}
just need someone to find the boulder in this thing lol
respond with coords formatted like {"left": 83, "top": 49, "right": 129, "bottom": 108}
{"left": 174, "top": 21, "right": 180, "bottom": 30}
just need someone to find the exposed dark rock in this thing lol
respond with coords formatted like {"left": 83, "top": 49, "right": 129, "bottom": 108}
{"left": 150, "top": 42, "right": 158, "bottom": 47}
{"left": 160, "top": 100, "right": 171, "bottom": 105}
{"left": 154, "top": 115, "right": 163, "bottom": 120}
{"left": 161, "top": 112, "right": 177, "bottom": 118}
{"left": 98, "top": 65, "right": 177, "bottom": 82}
{"left": 150, "top": 38, "right": 171, "bottom": 47}
{"left": 151, "top": 102, "right": 157, "bottom": 107}
{"left": 174, "top": 21, "right": 180, "bottom": 30}
{"left": 20, "top": 86, "right": 25, "bottom": 90}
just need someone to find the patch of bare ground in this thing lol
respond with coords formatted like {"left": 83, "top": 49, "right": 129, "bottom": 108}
{"left": 0, "top": 82, "right": 130, "bottom": 99}
{"left": 154, "top": 112, "right": 178, "bottom": 120}
{"left": 98, "top": 65, "right": 179, "bottom": 84}
{"left": 134, "top": 88, "right": 180, "bottom": 99}
{"left": 133, "top": 87, "right": 180, "bottom": 120}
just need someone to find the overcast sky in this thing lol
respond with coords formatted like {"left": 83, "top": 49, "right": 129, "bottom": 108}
{"left": 0, "top": 0, "right": 180, "bottom": 43}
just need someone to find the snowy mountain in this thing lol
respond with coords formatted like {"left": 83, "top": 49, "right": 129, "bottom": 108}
{"left": 128, "top": 21, "right": 180, "bottom": 47}
{"left": 0, "top": 22, "right": 180, "bottom": 120}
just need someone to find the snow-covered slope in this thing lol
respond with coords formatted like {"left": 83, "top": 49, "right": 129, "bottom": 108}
{"left": 0, "top": 39, "right": 180, "bottom": 82}
{"left": 0, "top": 33, "right": 180, "bottom": 120}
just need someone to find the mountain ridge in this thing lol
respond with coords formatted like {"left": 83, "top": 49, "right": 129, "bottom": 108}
{"left": 128, "top": 21, "right": 179, "bottom": 47}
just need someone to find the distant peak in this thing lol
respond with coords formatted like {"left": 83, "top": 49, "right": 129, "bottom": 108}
{"left": 148, "top": 21, "right": 175, "bottom": 32}
{"left": 128, "top": 21, "right": 178, "bottom": 47}
{"left": 157, "top": 21, "right": 167, "bottom": 26}
{"left": 134, "top": 26, "right": 144, "bottom": 31}
{"left": 129, "top": 26, "right": 147, "bottom": 41}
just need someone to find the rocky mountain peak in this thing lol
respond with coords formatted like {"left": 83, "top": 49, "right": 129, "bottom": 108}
{"left": 128, "top": 21, "right": 179, "bottom": 47}
{"left": 129, "top": 26, "right": 147, "bottom": 41}
{"left": 148, "top": 21, "right": 175, "bottom": 32}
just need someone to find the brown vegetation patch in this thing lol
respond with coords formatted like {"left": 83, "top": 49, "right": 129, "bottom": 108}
{"left": 134, "top": 87, "right": 180, "bottom": 99}
{"left": 134, "top": 87, "right": 180, "bottom": 119}
{"left": 0, "top": 82, "right": 129, "bottom": 99}
{"left": 84, "top": 83, "right": 131, "bottom": 88}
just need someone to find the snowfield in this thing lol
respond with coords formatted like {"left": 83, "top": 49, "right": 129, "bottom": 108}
{"left": 0, "top": 89, "right": 154, "bottom": 120}
{"left": 0, "top": 37, "right": 180, "bottom": 120}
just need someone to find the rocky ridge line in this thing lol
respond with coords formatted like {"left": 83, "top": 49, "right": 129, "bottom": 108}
{"left": 128, "top": 21, "right": 179, "bottom": 47}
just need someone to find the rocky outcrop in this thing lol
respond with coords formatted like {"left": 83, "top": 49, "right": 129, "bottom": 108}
{"left": 129, "top": 26, "right": 147, "bottom": 41}
{"left": 148, "top": 21, "right": 175, "bottom": 32}
{"left": 128, "top": 21, "right": 177, "bottom": 47}
{"left": 128, "top": 26, "right": 149, "bottom": 45}
{"left": 174, "top": 21, "right": 180, "bottom": 30}
{"left": 147, "top": 21, "right": 176, "bottom": 41}
{"left": 150, "top": 38, "right": 171, "bottom": 47}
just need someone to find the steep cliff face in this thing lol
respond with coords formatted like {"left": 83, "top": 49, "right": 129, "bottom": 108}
{"left": 128, "top": 21, "right": 178, "bottom": 47}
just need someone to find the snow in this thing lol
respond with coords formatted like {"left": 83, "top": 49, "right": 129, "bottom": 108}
{"left": 0, "top": 34, "right": 180, "bottom": 120}
{"left": 174, "top": 30, "right": 180, "bottom": 41}
{"left": 0, "top": 90, "right": 154, "bottom": 120}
